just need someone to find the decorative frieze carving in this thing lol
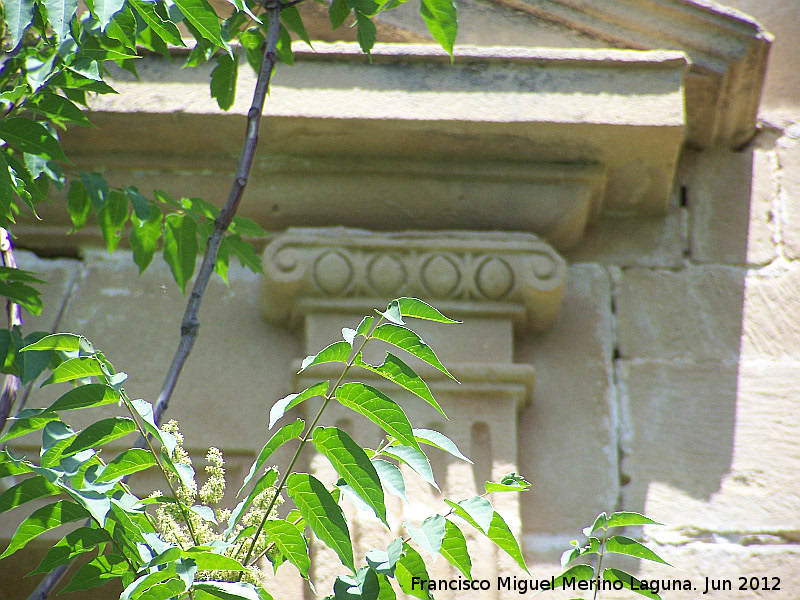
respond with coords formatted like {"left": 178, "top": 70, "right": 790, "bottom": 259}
{"left": 260, "top": 228, "right": 567, "bottom": 332}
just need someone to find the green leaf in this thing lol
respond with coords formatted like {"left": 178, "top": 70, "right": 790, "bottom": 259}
{"left": 371, "top": 323, "right": 456, "bottom": 381}
{"left": 43, "top": 0, "right": 78, "bottom": 41}
{"left": 286, "top": 473, "right": 354, "bottom": 573}
{"left": 162, "top": 213, "right": 198, "bottom": 294}
{"left": 46, "top": 383, "right": 119, "bottom": 413}
{"left": 280, "top": 5, "right": 311, "bottom": 45}
{"left": 21, "top": 332, "right": 82, "bottom": 352}
{"left": 106, "top": 4, "right": 137, "bottom": 49}
{"left": 129, "top": 577, "right": 186, "bottom": 600}
{"left": 63, "top": 416, "right": 137, "bottom": 456}
{"left": 487, "top": 510, "right": 529, "bottom": 573}
{"left": 229, "top": 215, "right": 266, "bottom": 237}
{"left": 300, "top": 341, "right": 351, "bottom": 372}
{"left": 130, "top": 398, "right": 177, "bottom": 457}
{"left": 239, "top": 418, "right": 303, "bottom": 495}
{"left": 99, "top": 189, "right": 129, "bottom": 253}
{"left": 439, "top": 519, "right": 471, "bottom": 578}
{"left": 376, "top": 574, "right": 396, "bottom": 600}
{"left": 603, "top": 568, "right": 663, "bottom": 600}
{"left": 365, "top": 538, "right": 402, "bottom": 576}
{"left": 0, "top": 409, "right": 58, "bottom": 442}
{"left": 606, "top": 511, "right": 663, "bottom": 529}
{"left": 314, "top": 427, "right": 387, "bottom": 526}
{"left": 90, "top": 0, "right": 126, "bottom": 28}
{"left": 210, "top": 53, "right": 239, "bottom": 111}
{"left": 354, "top": 11, "right": 376, "bottom": 54}
{"left": 381, "top": 445, "right": 437, "bottom": 490}
{"left": 260, "top": 519, "right": 310, "bottom": 578}
{"left": 61, "top": 553, "right": 129, "bottom": 593}
{"left": 583, "top": 512, "right": 608, "bottom": 536}
{"left": 60, "top": 486, "right": 112, "bottom": 526}
{"left": 40, "top": 420, "right": 75, "bottom": 467}
{"left": 31, "top": 527, "right": 107, "bottom": 575}
{"left": 226, "top": 235, "right": 263, "bottom": 274}
{"left": 552, "top": 564, "right": 594, "bottom": 589}
{"left": 66, "top": 180, "right": 91, "bottom": 231}
{"left": 96, "top": 448, "right": 156, "bottom": 482}
{"left": 395, "top": 544, "right": 432, "bottom": 600}
{"left": 1, "top": 500, "right": 88, "bottom": 558}
{"left": 335, "top": 383, "right": 420, "bottom": 451}
{"left": 129, "top": 0, "right": 185, "bottom": 46}
{"left": 404, "top": 514, "right": 445, "bottom": 559}
{"left": 371, "top": 458, "right": 407, "bottom": 503}
{"left": 413, "top": 428, "right": 470, "bottom": 462}
{"left": 173, "top": 0, "right": 226, "bottom": 48}
{"left": 269, "top": 382, "right": 328, "bottom": 429}
{"left": 27, "top": 92, "right": 92, "bottom": 127}
{"left": 334, "top": 566, "right": 380, "bottom": 600}
{"left": 80, "top": 171, "right": 110, "bottom": 212}
{"left": 0, "top": 475, "right": 60, "bottom": 515}
{"left": 193, "top": 581, "right": 263, "bottom": 600}
{"left": 42, "top": 356, "right": 103, "bottom": 386}
{"left": 226, "top": 468, "right": 277, "bottom": 538}
{"left": 354, "top": 353, "right": 445, "bottom": 418}
{"left": 275, "top": 25, "right": 293, "bottom": 66}
{"left": 444, "top": 496, "right": 492, "bottom": 533}
{"left": 396, "top": 298, "right": 459, "bottom": 323}
{"left": 182, "top": 549, "right": 247, "bottom": 572}
{"left": 0, "top": 276, "right": 42, "bottom": 315}
{"left": 419, "top": 0, "right": 457, "bottom": 56}
{"left": 0, "top": 117, "right": 67, "bottom": 162}
{"left": 4, "top": 0, "right": 36, "bottom": 48}
{"left": 329, "top": 0, "right": 349, "bottom": 29}
{"left": 130, "top": 209, "right": 163, "bottom": 273}
{"left": 605, "top": 535, "right": 671, "bottom": 565}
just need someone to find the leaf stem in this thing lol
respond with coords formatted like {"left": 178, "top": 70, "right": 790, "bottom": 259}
{"left": 241, "top": 316, "right": 384, "bottom": 568}
{"left": 121, "top": 392, "right": 199, "bottom": 548}
{"left": 593, "top": 525, "right": 609, "bottom": 600}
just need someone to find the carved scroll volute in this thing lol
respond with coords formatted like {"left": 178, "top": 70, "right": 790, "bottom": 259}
{"left": 260, "top": 228, "right": 567, "bottom": 333}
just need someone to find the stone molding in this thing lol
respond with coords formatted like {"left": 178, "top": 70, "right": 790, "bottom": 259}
{"left": 479, "top": 0, "right": 772, "bottom": 148}
{"left": 260, "top": 228, "right": 567, "bottom": 332}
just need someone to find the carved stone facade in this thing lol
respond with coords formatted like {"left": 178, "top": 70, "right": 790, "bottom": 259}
{"left": 4, "top": 0, "right": 800, "bottom": 599}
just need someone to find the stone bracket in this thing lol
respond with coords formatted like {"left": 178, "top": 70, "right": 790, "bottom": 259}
{"left": 260, "top": 228, "right": 567, "bottom": 333}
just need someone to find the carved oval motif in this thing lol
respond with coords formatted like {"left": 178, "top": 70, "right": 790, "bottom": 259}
{"left": 476, "top": 256, "right": 514, "bottom": 299}
{"left": 274, "top": 248, "right": 298, "bottom": 273}
{"left": 530, "top": 253, "right": 557, "bottom": 279}
{"left": 314, "top": 251, "right": 353, "bottom": 296}
{"left": 368, "top": 254, "right": 406, "bottom": 296}
{"left": 422, "top": 254, "right": 460, "bottom": 298}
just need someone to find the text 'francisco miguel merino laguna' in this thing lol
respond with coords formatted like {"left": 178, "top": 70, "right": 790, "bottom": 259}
{"left": 410, "top": 575, "right": 694, "bottom": 595}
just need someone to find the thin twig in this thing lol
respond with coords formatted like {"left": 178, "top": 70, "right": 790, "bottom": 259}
{"left": 0, "top": 228, "right": 22, "bottom": 435}
{"left": 152, "top": 0, "right": 284, "bottom": 427}
{"left": 26, "top": 5, "right": 286, "bottom": 599}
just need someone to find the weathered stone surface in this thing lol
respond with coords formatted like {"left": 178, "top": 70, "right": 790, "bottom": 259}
{"left": 14, "top": 251, "right": 300, "bottom": 454}
{"left": 564, "top": 209, "right": 685, "bottom": 268}
{"left": 14, "top": 251, "right": 80, "bottom": 333}
{"left": 515, "top": 265, "right": 618, "bottom": 536}
{"left": 777, "top": 131, "right": 800, "bottom": 260}
{"left": 615, "top": 265, "right": 746, "bottom": 361}
{"left": 619, "top": 360, "right": 800, "bottom": 535}
{"left": 262, "top": 229, "right": 567, "bottom": 334}
{"left": 686, "top": 145, "right": 777, "bottom": 265}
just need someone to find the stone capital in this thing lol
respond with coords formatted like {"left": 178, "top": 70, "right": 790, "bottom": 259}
{"left": 259, "top": 228, "right": 567, "bottom": 333}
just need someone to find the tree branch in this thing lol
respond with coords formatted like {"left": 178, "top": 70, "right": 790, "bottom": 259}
{"left": 153, "top": 2, "right": 284, "bottom": 426}
{"left": 25, "top": 6, "right": 285, "bottom": 600}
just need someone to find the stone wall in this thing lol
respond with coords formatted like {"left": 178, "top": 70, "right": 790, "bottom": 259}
{"left": 2, "top": 1, "right": 800, "bottom": 598}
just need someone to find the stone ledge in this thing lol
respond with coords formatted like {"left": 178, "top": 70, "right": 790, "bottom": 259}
{"left": 259, "top": 228, "right": 567, "bottom": 333}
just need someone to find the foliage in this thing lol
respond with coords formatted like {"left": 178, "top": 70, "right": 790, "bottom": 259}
{"left": 1, "top": 298, "right": 534, "bottom": 599}
{"left": 554, "top": 511, "right": 670, "bottom": 599}
{"left": 0, "top": 1, "right": 672, "bottom": 599}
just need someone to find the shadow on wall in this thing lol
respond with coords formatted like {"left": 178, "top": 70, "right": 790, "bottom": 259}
{"left": 512, "top": 132, "right": 778, "bottom": 560}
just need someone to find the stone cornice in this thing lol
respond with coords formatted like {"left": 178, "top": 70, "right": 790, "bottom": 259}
{"left": 480, "top": 0, "right": 772, "bottom": 148}
{"left": 260, "top": 229, "right": 567, "bottom": 332}
{"left": 54, "top": 45, "right": 687, "bottom": 248}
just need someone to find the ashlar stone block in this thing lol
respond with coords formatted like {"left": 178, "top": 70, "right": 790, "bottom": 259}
{"left": 619, "top": 360, "right": 800, "bottom": 536}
